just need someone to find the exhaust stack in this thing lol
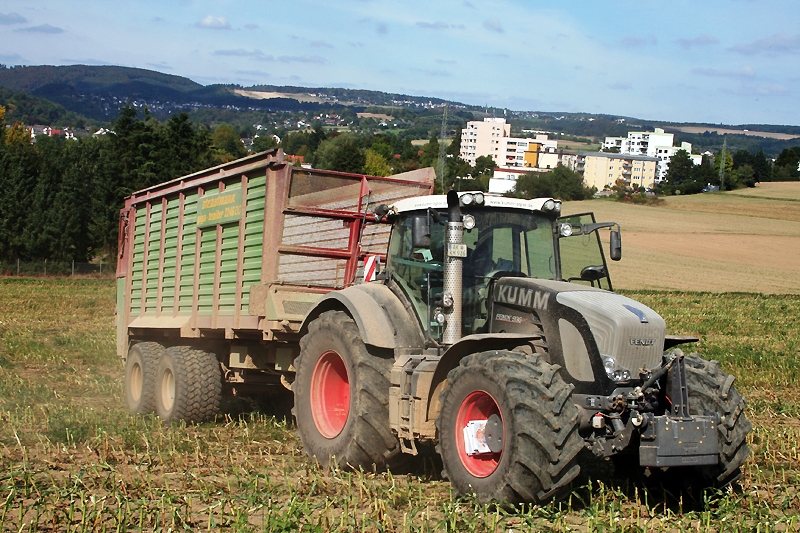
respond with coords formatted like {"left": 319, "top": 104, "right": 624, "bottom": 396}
{"left": 442, "top": 191, "right": 463, "bottom": 345}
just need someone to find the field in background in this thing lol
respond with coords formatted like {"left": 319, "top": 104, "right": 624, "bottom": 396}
{"left": 564, "top": 182, "right": 800, "bottom": 294}
{"left": 1, "top": 279, "right": 799, "bottom": 530}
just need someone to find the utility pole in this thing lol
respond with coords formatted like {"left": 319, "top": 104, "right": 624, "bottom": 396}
{"left": 437, "top": 104, "right": 448, "bottom": 192}
{"left": 719, "top": 137, "right": 727, "bottom": 191}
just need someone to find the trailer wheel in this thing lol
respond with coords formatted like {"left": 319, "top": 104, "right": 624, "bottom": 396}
{"left": 294, "top": 310, "right": 399, "bottom": 471}
{"left": 155, "top": 346, "right": 222, "bottom": 424}
{"left": 124, "top": 342, "right": 163, "bottom": 414}
{"left": 436, "top": 350, "right": 582, "bottom": 504}
{"left": 682, "top": 351, "right": 751, "bottom": 487}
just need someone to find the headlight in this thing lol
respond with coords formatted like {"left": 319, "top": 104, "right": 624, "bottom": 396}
{"left": 463, "top": 214, "right": 476, "bottom": 230}
{"left": 559, "top": 223, "right": 573, "bottom": 237}
{"left": 460, "top": 193, "right": 474, "bottom": 206}
{"left": 474, "top": 192, "right": 485, "bottom": 205}
{"left": 604, "top": 356, "right": 631, "bottom": 382}
{"left": 543, "top": 199, "right": 556, "bottom": 212}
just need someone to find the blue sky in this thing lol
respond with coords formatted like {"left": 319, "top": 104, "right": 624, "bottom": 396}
{"left": 1, "top": 0, "right": 798, "bottom": 125}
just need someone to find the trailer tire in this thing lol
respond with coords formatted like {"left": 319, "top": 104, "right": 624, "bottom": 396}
{"left": 682, "top": 351, "right": 751, "bottom": 487}
{"left": 155, "top": 346, "right": 222, "bottom": 424}
{"left": 435, "top": 350, "right": 583, "bottom": 504}
{"left": 124, "top": 342, "right": 163, "bottom": 415}
{"left": 294, "top": 310, "right": 399, "bottom": 471}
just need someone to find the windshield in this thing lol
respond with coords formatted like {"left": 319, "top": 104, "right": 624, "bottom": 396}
{"left": 387, "top": 208, "right": 556, "bottom": 338}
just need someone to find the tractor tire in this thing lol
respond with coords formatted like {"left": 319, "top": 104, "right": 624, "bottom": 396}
{"left": 435, "top": 350, "right": 583, "bottom": 504}
{"left": 124, "top": 342, "right": 163, "bottom": 415}
{"left": 293, "top": 310, "right": 399, "bottom": 471}
{"left": 682, "top": 351, "right": 751, "bottom": 487}
{"left": 155, "top": 346, "right": 222, "bottom": 424}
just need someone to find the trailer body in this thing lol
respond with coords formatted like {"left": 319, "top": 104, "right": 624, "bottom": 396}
{"left": 116, "top": 149, "right": 433, "bottom": 394}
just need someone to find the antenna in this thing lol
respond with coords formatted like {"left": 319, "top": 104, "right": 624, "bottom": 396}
{"left": 437, "top": 104, "right": 448, "bottom": 192}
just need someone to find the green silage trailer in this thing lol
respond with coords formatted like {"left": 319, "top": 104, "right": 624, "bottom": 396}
{"left": 116, "top": 149, "right": 434, "bottom": 421}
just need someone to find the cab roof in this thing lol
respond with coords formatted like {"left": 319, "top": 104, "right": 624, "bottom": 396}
{"left": 390, "top": 193, "right": 561, "bottom": 215}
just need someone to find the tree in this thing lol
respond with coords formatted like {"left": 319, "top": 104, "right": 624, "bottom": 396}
{"left": 773, "top": 147, "right": 800, "bottom": 180}
{"left": 472, "top": 155, "right": 496, "bottom": 180}
{"left": 363, "top": 149, "right": 391, "bottom": 177}
{"left": 511, "top": 166, "right": 593, "bottom": 201}
{"left": 665, "top": 149, "right": 694, "bottom": 185}
{"left": 212, "top": 123, "right": 247, "bottom": 162}
{"left": 313, "top": 134, "right": 365, "bottom": 173}
{"left": 252, "top": 134, "right": 278, "bottom": 152}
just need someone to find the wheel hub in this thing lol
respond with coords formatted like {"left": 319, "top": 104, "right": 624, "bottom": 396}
{"left": 310, "top": 350, "right": 350, "bottom": 439}
{"left": 456, "top": 390, "right": 503, "bottom": 477}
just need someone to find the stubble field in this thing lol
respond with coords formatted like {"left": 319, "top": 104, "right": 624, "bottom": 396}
{"left": 565, "top": 182, "right": 800, "bottom": 294}
{"left": 1, "top": 185, "right": 800, "bottom": 531}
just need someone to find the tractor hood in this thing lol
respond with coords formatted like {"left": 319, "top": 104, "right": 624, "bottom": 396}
{"left": 492, "top": 278, "right": 666, "bottom": 379}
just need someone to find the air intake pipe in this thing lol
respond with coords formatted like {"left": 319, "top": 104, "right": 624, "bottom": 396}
{"left": 442, "top": 191, "right": 463, "bottom": 345}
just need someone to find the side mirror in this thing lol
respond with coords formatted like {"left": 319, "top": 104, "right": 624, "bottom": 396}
{"left": 411, "top": 215, "right": 430, "bottom": 248}
{"left": 610, "top": 230, "right": 622, "bottom": 261}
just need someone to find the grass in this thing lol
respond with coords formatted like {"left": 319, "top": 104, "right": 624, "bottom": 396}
{"left": 1, "top": 278, "right": 800, "bottom": 531}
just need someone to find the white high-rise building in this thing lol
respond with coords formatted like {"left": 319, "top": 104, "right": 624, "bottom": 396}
{"left": 602, "top": 128, "right": 701, "bottom": 182}
{"left": 459, "top": 118, "right": 510, "bottom": 167}
{"left": 458, "top": 118, "right": 560, "bottom": 194}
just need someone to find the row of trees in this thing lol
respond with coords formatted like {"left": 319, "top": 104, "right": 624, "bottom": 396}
{"left": 0, "top": 107, "right": 230, "bottom": 262}
{"left": 660, "top": 145, "right": 798, "bottom": 195}
{"left": 0, "top": 105, "right": 498, "bottom": 261}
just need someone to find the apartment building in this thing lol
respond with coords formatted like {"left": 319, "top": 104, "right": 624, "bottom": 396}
{"left": 459, "top": 118, "right": 511, "bottom": 166}
{"left": 562, "top": 152, "right": 658, "bottom": 190}
{"left": 602, "top": 128, "right": 701, "bottom": 181}
{"left": 459, "top": 118, "right": 561, "bottom": 193}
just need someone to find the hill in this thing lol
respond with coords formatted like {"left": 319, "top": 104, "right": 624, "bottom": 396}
{"left": 1, "top": 64, "right": 799, "bottom": 156}
{"left": 0, "top": 86, "right": 91, "bottom": 127}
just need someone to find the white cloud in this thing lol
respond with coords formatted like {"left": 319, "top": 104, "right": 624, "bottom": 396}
{"left": 195, "top": 15, "right": 231, "bottom": 30}
{"left": 213, "top": 49, "right": 273, "bottom": 61}
{"left": 483, "top": 19, "right": 503, "bottom": 34}
{"left": 691, "top": 65, "right": 756, "bottom": 79}
{"left": 620, "top": 35, "right": 657, "bottom": 47}
{"left": 15, "top": 24, "right": 63, "bottom": 34}
{"left": 675, "top": 35, "right": 719, "bottom": 48}
{"left": 416, "top": 21, "right": 450, "bottom": 30}
{"left": 0, "top": 12, "right": 27, "bottom": 25}
{"left": 729, "top": 33, "right": 800, "bottom": 56}
{"left": 278, "top": 55, "right": 326, "bottom": 64}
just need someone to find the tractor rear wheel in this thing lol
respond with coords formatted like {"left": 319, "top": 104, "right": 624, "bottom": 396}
{"left": 436, "top": 350, "right": 583, "bottom": 504}
{"left": 155, "top": 346, "right": 222, "bottom": 424}
{"left": 124, "top": 342, "right": 163, "bottom": 415}
{"left": 294, "top": 310, "right": 399, "bottom": 471}
{"left": 682, "top": 351, "right": 751, "bottom": 487}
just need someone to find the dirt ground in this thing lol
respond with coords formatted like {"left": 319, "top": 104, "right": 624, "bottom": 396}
{"left": 564, "top": 184, "right": 800, "bottom": 293}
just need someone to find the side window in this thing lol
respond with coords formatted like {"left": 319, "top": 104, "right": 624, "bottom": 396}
{"left": 558, "top": 213, "right": 612, "bottom": 290}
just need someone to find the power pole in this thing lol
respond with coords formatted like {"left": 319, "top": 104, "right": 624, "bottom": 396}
{"left": 719, "top": 137, "right": 727, "bottom": 191}
{"left": 437, "top": 104, "right": 448, "bottom": 192}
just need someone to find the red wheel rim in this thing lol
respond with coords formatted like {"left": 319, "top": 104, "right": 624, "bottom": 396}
{"left": 310, "top": 350, "right": 350, "bottom": 439}
{"left": 455, "top": 390, "right": 503, "bottom": 477}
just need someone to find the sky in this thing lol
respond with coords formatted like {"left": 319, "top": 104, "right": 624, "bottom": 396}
{"left": 1, "top": 0, "right": 799, "bottom": 126}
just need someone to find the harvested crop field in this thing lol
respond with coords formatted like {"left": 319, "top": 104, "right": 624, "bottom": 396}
{"left": 1, "top": 272, "right": 800, "bottom": 530}
{"left": 565, "top": 183, "right": 800, "bottom": 293}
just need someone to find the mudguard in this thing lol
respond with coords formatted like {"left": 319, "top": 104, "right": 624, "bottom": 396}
{"left": 301, "top": 283, "right": 423, "bottom": 350}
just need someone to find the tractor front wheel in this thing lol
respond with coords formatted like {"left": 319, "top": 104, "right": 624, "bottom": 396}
{"left": 436, "top": 350, "right": 583, "bottom": 504}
